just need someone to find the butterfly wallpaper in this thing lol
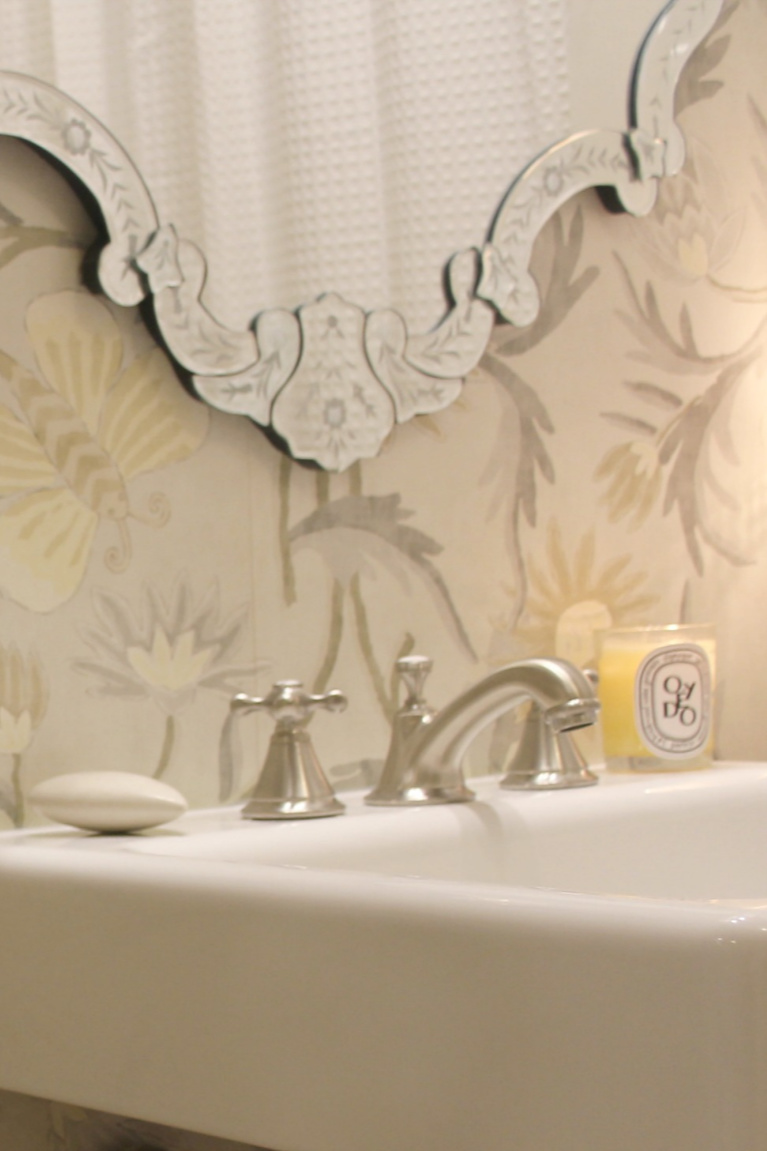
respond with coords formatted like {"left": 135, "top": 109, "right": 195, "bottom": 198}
{"left": 0, "top": 290, "right": 209, "bottom": 611}
{"left": 0, "top": 1, "right": 766, "bottom": 1147}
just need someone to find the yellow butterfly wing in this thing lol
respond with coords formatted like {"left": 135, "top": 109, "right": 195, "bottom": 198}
{"left": 98, "top": 347, "right": 209, "bottom": 479}
{"left": 24, "top": 291, "right": 123, "bottom": 435}
{"left": 0, "top": 487, "right": 98, "bottom": 611}
{"left": 0, "top": 397, "right": 59, "bottom": 494}
{"left": 0, "top": 294, "right": 125, "bottom": 612}
{"left": 0, "top": 350, "right": 98, "bottom": 611}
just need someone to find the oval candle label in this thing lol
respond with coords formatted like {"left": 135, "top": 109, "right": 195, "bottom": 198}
{"left": 634, "top": 643, "right": 711, "bottom": 759}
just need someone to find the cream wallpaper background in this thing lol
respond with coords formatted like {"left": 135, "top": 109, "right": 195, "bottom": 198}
{"left": 0, "top": 1, "right": 765, "bottom": 1147}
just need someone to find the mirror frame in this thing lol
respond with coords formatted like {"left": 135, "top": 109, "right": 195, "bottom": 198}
{"left": 0, "top": 0, "right": 722, "bottom": 471}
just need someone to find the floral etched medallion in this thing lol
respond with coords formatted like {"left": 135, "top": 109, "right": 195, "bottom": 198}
{"left": 272, "top": 294, "right": 396, "bottom": 470}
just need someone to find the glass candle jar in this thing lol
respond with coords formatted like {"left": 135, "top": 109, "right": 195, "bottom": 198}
{"left": 597, "top": 624, "right": 715, "bottom": 772}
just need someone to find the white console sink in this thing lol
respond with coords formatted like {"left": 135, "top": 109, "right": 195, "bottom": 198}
{"left": 0, "top": 763, "right": 764, "bottom": 1151}
{"left": 131, "top": 763, "right": 767, "bottom": 901}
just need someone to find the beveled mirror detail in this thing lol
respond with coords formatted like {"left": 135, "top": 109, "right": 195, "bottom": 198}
{"left": 0, "top": 71, "right": 158, "bottom": 308}
{"left": 479, "top": 0, "right": 722, "bottom": 324}
{"left": 0, "top": 0, "right": 722, "bottom": 471}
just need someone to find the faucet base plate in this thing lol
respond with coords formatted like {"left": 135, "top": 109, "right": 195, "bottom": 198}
{"left": 500, "top": 767, "right": 598, "bottom": 790}
{"left": 365, "top": 783, "right": 476, "bottom": 806}
{"left": 242, "top": 796, "right": 345, "bottom": 819}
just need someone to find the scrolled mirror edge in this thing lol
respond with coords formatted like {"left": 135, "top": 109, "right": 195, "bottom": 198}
{"left": 0, "top": 0, "right": 723, "bottom": 472}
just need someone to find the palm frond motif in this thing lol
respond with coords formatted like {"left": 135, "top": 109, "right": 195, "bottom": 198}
{"left": 674, "top": 6, "right": 733, "bottom": 115}
{"left": 0, "top": 197, "right": 84, "bottom": 274}
{"left": 659, "top": 357, "right": 759, "bottom": 572}
{"left": 479, "top": 203, "right": 600, "bottom": 635}
{"left": 290, "top": 493, "right": 475, "bottom": 661}
{"left": 495, "top": 207, "right": 599, "bottom": 359}
{"left": 480, "top": 358, "right": 555, "bottom": 532}
{"left": 603, "top": 244, "right": 767, "bottom": 571}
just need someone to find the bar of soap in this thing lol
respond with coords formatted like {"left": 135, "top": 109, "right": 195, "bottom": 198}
{"left": 29, "top": 771, "right": 188, "bottom": 833}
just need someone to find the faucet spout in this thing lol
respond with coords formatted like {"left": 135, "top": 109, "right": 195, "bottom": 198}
{"left": 366, "top": 657, "right": 600, "bottom": 806}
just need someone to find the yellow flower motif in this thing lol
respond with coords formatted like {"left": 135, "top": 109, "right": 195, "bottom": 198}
{"left": 677, "top": 233, "right": 710, "bottom": 279}
{"left": 74, "top": 579, "right": 260, "bottom": 783}
{"left": 75, "top": 579, "right": 255, "bottom": 717}
{"left": 594, "top": 440, "right": 663, "bottom": 528}
{"left": 0, "top": 643, "right": 47, "bottom": 755}
{"left": 514, "top": 521, "right": 657, "bottom": 667}
{"left": 637, "top": 140, "right": 743, "bottom": 284}
{"left": 127, "top": 629, "right": 215, "bottom": 693}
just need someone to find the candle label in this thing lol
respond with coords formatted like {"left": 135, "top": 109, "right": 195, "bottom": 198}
{"left": 634, "top": 643, "right": 711, "bottom": 759}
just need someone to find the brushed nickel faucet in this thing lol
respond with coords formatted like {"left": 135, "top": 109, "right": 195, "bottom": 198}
{"left": 365, "top": 656, "right": 600, "bottom": 806}
{"left": 231, "top": 681, "right": 347, "bottom": 819}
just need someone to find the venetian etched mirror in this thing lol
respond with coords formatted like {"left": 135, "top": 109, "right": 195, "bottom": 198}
{"left": 0, "top": 0, "right": 721, "bottom": 471}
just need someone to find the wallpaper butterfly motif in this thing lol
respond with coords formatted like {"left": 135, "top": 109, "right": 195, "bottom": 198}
{"left": 0, "top": 290, "right": 209, "bottom": 612}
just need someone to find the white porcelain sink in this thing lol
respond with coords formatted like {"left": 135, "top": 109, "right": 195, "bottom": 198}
{"left": 130, "top": 764, "right": 767, "bottom": 901}
{"left": 0, "top": 763, "right": 765, "bottom": 1151}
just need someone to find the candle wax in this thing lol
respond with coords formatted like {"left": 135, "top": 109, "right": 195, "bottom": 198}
{"left": 598, "top": 639, "right": 716, "bottom": 760}
{"left": 598, "top": 645, "right": 653, "bottom": 758}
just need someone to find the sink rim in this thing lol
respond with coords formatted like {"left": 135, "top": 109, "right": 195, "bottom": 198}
{"left": 108, "top": 761, "right": 767, "bottom": 910}
{"left": 6, "top": 759, "right": 767, "bottom": 913}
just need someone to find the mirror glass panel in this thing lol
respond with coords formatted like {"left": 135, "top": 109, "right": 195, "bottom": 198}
{"left": 0, "top": 0, "right": 664, "bottom": 333}
{"left": 0, "top": 0, "right": 721, "bottom": 470}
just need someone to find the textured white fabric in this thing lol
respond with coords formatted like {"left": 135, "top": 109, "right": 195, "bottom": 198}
{"left": 0, "top": 0, "right": 571, "bottom": 332}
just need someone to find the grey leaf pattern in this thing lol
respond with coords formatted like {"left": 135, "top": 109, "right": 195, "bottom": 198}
{"left": 290, "top": 494, "right": 476, "bottom": 659}
{"left": 623, "top": 381, "right": 684, "bottom": 410}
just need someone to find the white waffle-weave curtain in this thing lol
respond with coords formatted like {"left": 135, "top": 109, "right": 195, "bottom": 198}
{"left": 0, "top": 0, "right": 570, "bottom": 333}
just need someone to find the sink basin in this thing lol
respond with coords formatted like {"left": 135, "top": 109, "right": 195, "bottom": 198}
{"left": 130, "top": 764, "right": 767, "bottom": 902}
{"left": 0, "top": 762, "right": 765, "bottom": 1151}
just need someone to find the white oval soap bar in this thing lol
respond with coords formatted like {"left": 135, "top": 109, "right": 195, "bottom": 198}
{"left": 29, "top": 772, "right": 188, "bottom": 832}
